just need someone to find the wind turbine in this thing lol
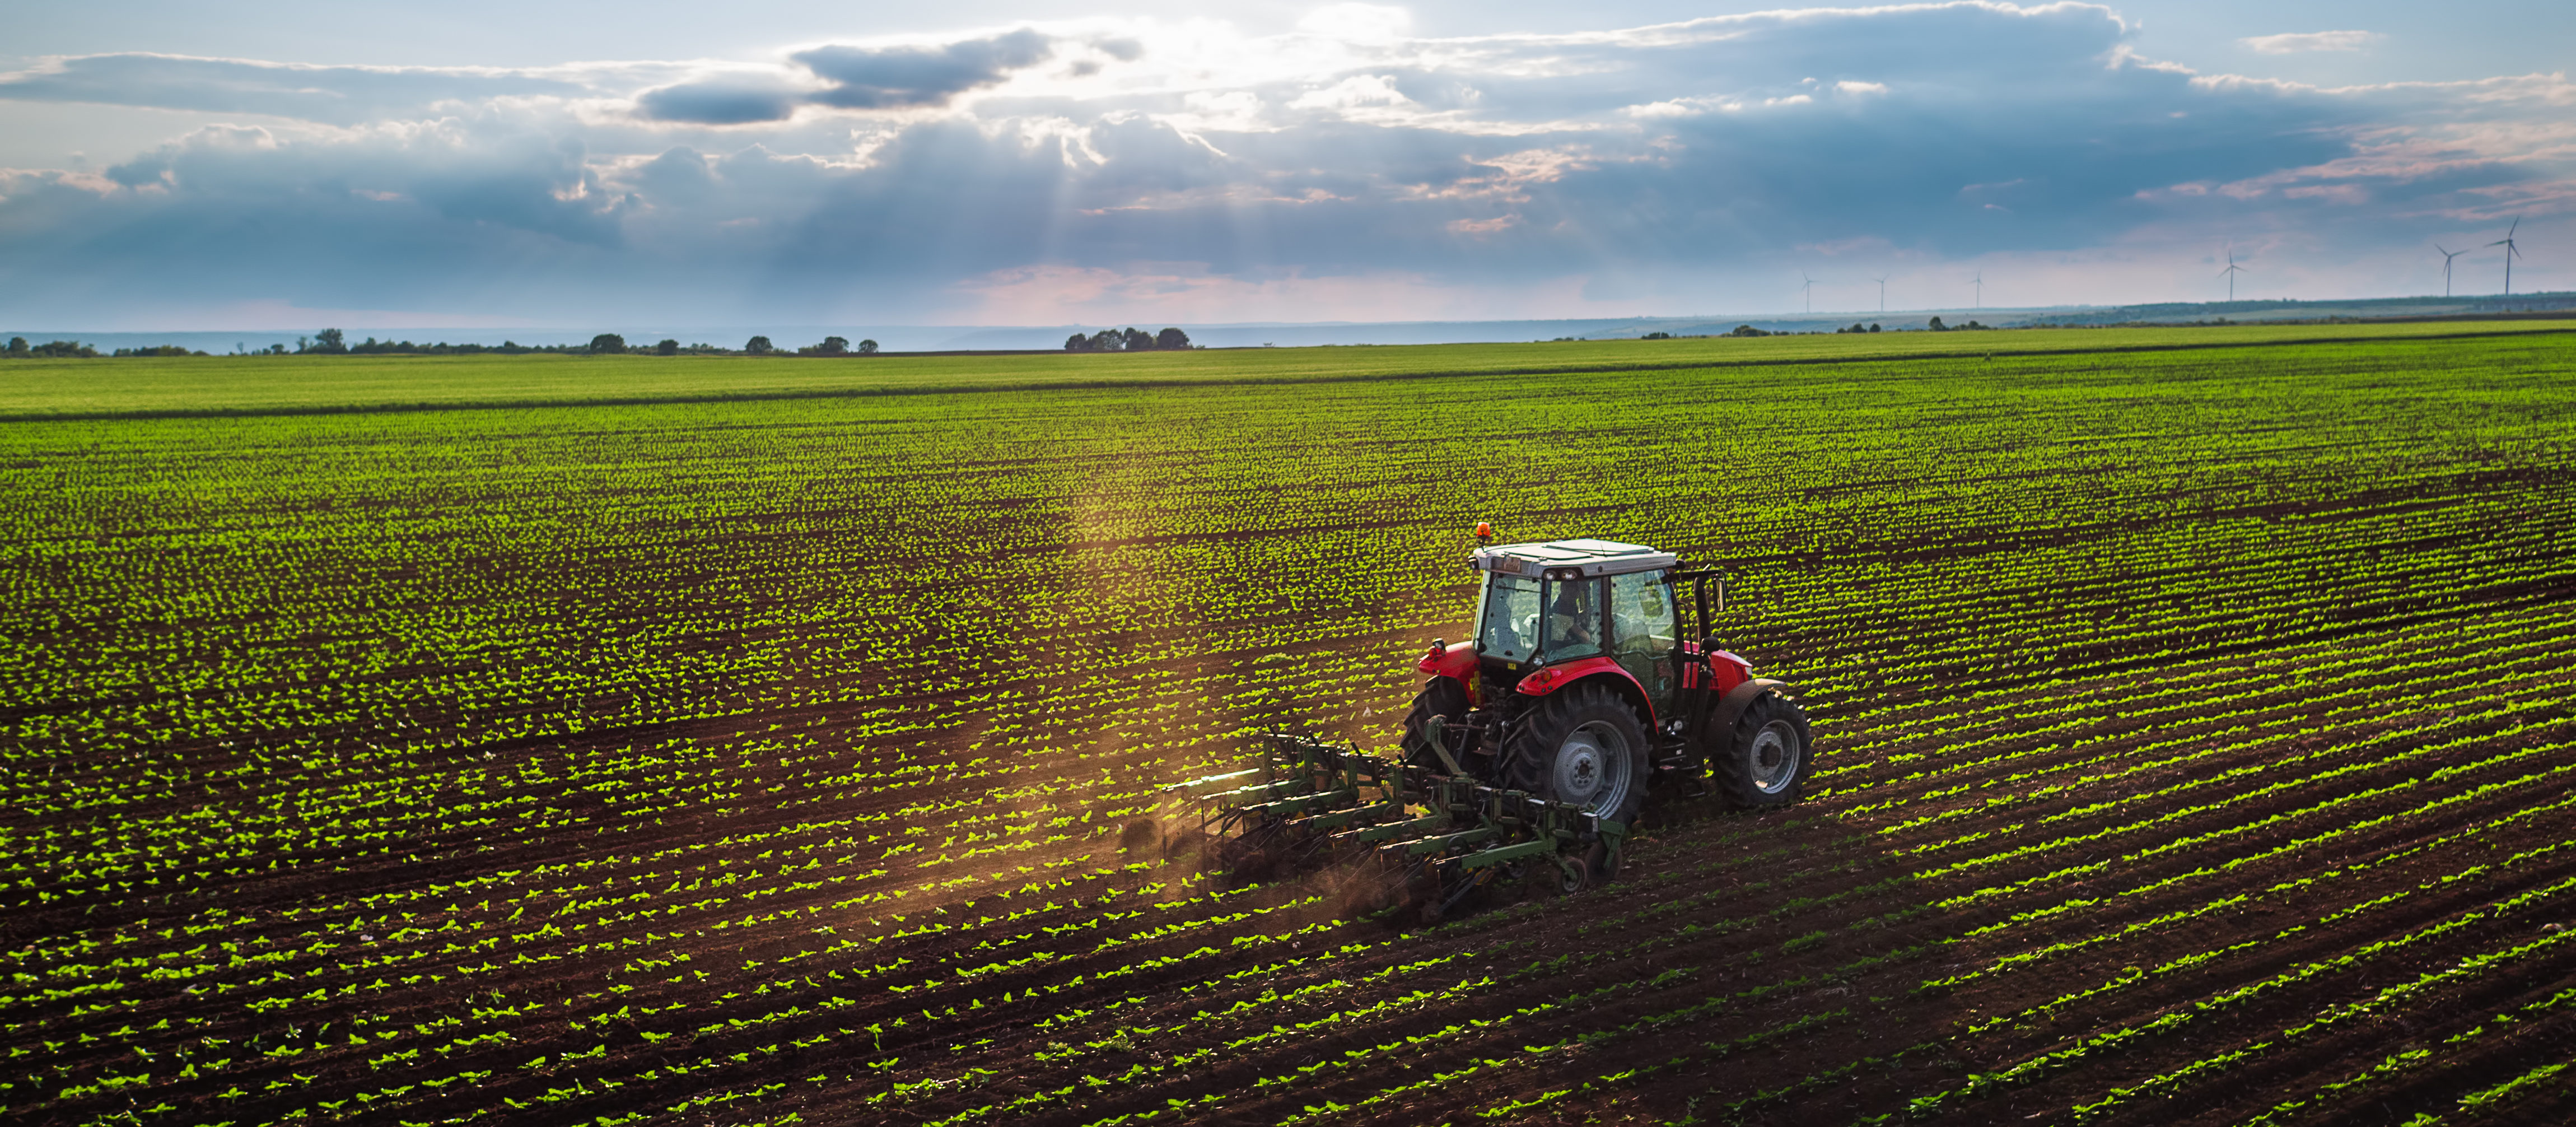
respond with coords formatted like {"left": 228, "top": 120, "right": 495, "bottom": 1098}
{"left": 1970, "top": 270, "right": 1983, "bottom": 310}
{"left": 2218, "top": 246, "right": 2247, "bottom": 302}
{"left": 1871, "top": 274, "right": 1888, "bottom": 314}
{"left": 2437, "top": 244, "right": 2466, "bottom": 297}
{"left": 1800, "top": 272, "right": 1819, "bottom": 314}
{"left": 2489, "top": 217, "right": 2523, "bottom": 296}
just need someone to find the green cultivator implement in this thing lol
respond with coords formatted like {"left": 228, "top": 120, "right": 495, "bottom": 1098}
{"left": 1169, "top": 733, "right": 1629, "bottom": 923}
{"left": 1176, "top": 533, "right": 1816, "bottom": 921}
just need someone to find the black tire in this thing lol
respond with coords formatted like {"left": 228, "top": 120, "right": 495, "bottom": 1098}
{"left": 1501, "top": 682, "right": 1650, "bottom": 825}
{"left": 1398, "top": 678, "right": 1471, "bottom": 772}
{"left": 1714, "top": 692, "right": 1814, "bottom": 809}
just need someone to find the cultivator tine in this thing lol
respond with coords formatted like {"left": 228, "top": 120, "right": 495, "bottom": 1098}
{"left": 1343, "top": 814, "right": 1446, "bottom": 845}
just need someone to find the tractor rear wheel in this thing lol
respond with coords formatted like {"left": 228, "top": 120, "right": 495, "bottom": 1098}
{"left": 1502, "top": 683, "right": 1649, "bottom": 825}
{"left": 1713, "top": 692, "right": 1814, "bottom": 809}
{"left": 1398, "top": 678, "right": 1471, "bottom": 772}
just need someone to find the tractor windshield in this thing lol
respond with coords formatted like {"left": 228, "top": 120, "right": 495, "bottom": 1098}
{"left": 1475, "top": 574, "right": 1542, "bottom": 662}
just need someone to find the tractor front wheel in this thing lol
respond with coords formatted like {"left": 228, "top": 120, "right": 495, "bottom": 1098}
{"left": 1713, "top": 692, "right": 1814, "bottom": 809}
{"left": 1502, "top": 683, "right": 1649, "bottom": 825}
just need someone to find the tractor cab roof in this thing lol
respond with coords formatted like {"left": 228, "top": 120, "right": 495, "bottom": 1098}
{"left": 1471, "top": 538, "right": 1678, "bottom": 579}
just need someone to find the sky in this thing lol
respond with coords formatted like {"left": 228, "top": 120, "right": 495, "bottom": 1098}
{"left": 1, "top": 1, "right": 2569, "bottom": 330}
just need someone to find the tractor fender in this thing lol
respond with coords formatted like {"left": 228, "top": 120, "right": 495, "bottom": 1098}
{"left": 1706, "top": 678, "right": 1787, "bottom": 742}
{"left": 1514, "top": 656, "right": 1656, "bottom": 729}
{"left": 1705, "top": 649, "right": 1753, "bottom": 695}
{"left": 1417, "top": 640, "right": 1478, "bottom": 697}
{"left": 1417, "top": 640, "right": 1477, "bottom": 680}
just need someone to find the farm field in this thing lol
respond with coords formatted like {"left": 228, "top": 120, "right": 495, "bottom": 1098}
{"left": 4, "top": 324, "right": 2575, "bottom": 1126}
{"left": 2, "top": 319, "right": 2568, "bottom": 419}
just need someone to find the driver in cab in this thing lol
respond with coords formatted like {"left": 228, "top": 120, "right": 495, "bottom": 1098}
{"left": 1544, "top": 580, "right": 1604, "bottom": 659}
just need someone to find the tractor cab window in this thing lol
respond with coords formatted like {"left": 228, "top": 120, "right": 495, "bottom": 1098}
{"left": 1542, "top": 578, "right": 1606, "bottom": 662}
{"left": 1476, "top": 574, "right": 1542, "bottom": 662}
{"left": 1609, "top": 571, "right": 1677, "bottom": 660}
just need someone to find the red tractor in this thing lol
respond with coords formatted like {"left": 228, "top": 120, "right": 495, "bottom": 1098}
{"left": 1399, "top": 536, "right": 1813, "bottom": 826}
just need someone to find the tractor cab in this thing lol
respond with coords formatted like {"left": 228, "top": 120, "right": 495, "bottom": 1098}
{"left": 1469, "top": 539, "right": 1683, "bottom": 719}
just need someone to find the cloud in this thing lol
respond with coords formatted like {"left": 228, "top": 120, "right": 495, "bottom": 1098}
{"left": 2241, "top": 31, "right": 2383, "bottom": 55}
{"left": 627, "top": 30, "right": 1058, "bottom": 124}
{"left": 793, "top": 30, "right": 1055, "bottom": 110}
{"left": 633, "top": 80, "right": 808, "bottom": 126}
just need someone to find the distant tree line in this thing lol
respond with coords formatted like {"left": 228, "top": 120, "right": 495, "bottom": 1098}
{"left": 1065, "top": 327, "right": 1192, "bottom": 352}
{"left": 274, "top": 329, "right": 889, "bottom": 357}
{"left": 7, "top": 337, "right": 99, "bottom": 357}
{"left": 4, "top": 328, "right": 912, "bottom": 358}
{"left": 1, "top": 337, "right": 225, "bottom": 357}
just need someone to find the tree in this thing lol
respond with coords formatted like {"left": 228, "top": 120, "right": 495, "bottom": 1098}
{"left": 799, "top": 336, "right": 850, "bottom": 356}
{"left": 1728, "top": 324, "right": 1770, "bottom": 337}
{"left": 1064, "top": 333, "right": 1090, "bottom": 352}
{"left": 1928, "top": 316, "right": 1947, "bottom": 332}
{"left": 745, "top": 336, "right": 774, "bottom": 355}
{"left": 857, "top": 339, "right": 879, "bottom": 354}
{"left": 1155, "top": 327, "right": 1191, "bottom": 350}
{"left": 656, "top": 338, "right": 680, "bottom": 355}
{"left": 1121, "top": 327, "right": 1154, "bottom": 351}
{"left": 6, "top": 337, "right": 26, "bottom": 356}
{"left": 1869, "top": 323, "right": 1882, "bottom": 333}
{"left": 590, "top": 333, "right": 627, "bottom": 353}
{"left": 306, "top": 328, "right": 347, "bottom": 354}
{"left": 1088, "top": 329, "right": 1125, "bottom": 352}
